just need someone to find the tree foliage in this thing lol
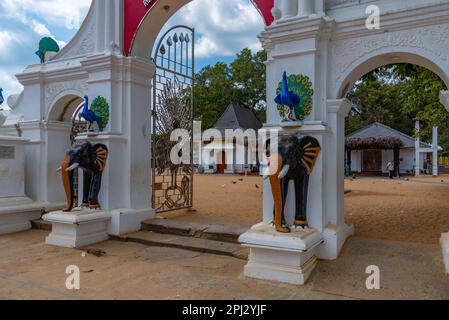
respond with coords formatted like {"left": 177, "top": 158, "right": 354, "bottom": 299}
{"left": 346, "top": 64, "right": 449, "bottom": 153}
{"left": 194, "top": 48, "right": 267, "bottom": 129}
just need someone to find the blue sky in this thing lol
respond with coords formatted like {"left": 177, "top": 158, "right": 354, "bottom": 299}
{"left": 0, "top": 0, "right": 264, "bottom": 102}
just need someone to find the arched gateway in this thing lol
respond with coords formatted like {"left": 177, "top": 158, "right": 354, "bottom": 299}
{"left": 2, "top": 0, "right": 449, "bottom": 283}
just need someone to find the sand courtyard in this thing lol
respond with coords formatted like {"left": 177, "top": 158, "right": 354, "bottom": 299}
{"left": 163, "top": 174, "right": 449, "bottom": 245}
{"left": 0, "top": 175, "right": 448, "bottom": 300}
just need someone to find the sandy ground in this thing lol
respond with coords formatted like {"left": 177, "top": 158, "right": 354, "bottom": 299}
{"left": 162, "top": 174, "right": 449, "bottom": 244}
{"left": 345, "top": 176, "right": 449, "bottom": 244}
{"left": 161, "top": 175, "right": 263, "bottom": 228}
{"left": 0, "top": 230, "right": 448, "bottom": 300}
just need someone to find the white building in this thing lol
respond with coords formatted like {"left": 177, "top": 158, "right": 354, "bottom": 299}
{"left": 346, "top": 122, "right": 441, "bottom": 175}
{"left": 200, "top": 104, "right": 262, "bottom": 174}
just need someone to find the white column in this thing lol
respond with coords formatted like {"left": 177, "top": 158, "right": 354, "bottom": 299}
{"left": 315, "top": 0, "right": 325, "bottom": 16}
{"left": 432, "top": 127, "right": 439, "bottom": 176}
{"left": 415, "top": 120, "right": 421, "bottom": 176}
{"left": 271, "top": 0, "right": 282, "bottom": 21}
{"left": 81, "top": 55, "right": 156, "bottom": 235}
{"left": 104, "top": 0, "right": 113, "bottom": 52}
{"left": 320, "top": 99, "right": 354, "bottom": 260}
{"left": 281, "top": 0, "right": 298, "bottom": 19}
{"left": 298, "top": 0, "right": 315, "bottom": 17}
{"left": 95, "top": 0, "right": 105, "bottom": 53}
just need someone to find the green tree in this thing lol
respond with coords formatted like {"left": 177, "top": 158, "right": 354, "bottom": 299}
{"left": 194, "top": 48, "right": 267, "bottom": 130}
{"left": 346, "top": 64, "right": 448, "bottom": 153}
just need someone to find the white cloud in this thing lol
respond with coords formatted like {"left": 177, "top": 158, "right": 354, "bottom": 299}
{"left": 0, "top": 0, "right": 91, "bottom": 97}
{"left": 0, "top": 0, "right": 264, "bottom": 99}
{"left": 31, "top": 20, "right": 51, "bottom": 37}
{"left": 1, "top": 0, "right": 91, "bottom": 28}
{"left": 164, "top": 0, "right": 265, "bottom": 58}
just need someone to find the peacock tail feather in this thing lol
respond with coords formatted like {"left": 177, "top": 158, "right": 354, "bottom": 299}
{"left": 276, "top": 74, "right": 314, "bottom": 121}
{"left": 90, "top": 96, "right": 110, "bottom": 131}
{"left": 38, "top": 37, "right": 60, "bottom": 54}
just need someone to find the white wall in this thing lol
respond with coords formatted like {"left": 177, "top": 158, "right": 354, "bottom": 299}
{"left": 350, "top": 149, "right": 420, "bottom": 174}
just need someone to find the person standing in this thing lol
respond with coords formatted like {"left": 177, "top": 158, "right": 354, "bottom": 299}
{"left": 386, "top": 161, "right": 395, "bottom": 179}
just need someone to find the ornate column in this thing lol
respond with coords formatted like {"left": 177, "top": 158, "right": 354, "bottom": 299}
{"left": 281, "top": 0, "right": 297, "bottom": 19}
{"left": 95, "top": 0, "right": 105, "bottom": 52}
{"left": 315, "top": 0, "right": 325, "bottom": 16}
{"left": 298, "top": 0, "right": 315, "bottom": 17}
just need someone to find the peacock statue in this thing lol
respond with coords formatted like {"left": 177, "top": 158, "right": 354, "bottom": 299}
{"left": 35, "top": 37, "right": 60, "bottom": 64}
{"left": 275, "top": 72, "right": 301, "bottom": 122}
{"left": 80, "top": 96, "right": 110, "bottom": 132}
{"left": 0, "top": 88, "right": 4, "bottom": 106}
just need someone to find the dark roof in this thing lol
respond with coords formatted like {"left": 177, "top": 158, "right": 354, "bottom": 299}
{"left": 347, "top": 122, "right": 431, "bottom": 149}
{"left": 212, "top": 104, "right": 262, "bottom": 134}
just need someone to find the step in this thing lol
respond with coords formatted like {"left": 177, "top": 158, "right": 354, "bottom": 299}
{"left": 31, "top": 219, "right": 52, "bottom": 231}
{"left": 113, "top": 231, "right": 249, "bottom": 260}
{"left": 141, "top": 218, "right": 251, "bottom": 244}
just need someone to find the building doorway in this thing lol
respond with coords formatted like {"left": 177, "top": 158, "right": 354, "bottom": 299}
{"left": 217, "top": 151, "right": 227, "bottom": 174}
{"left": 363, "top": 150, "right": 382, "bottom": 172}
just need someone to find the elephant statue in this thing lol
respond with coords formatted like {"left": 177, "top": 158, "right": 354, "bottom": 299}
{"left": 265, "top": 135, "right": 321, "bottom": 233}
{"left": 58, "top": 142, "right": 108, "bottom": 212}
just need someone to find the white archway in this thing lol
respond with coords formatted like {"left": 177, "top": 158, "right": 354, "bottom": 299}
{"left": 334, "top": 50, "right": 449, "bottom": 99}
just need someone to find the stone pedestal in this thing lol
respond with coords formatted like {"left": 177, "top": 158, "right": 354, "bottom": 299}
{"left": 0, "top": 135, "right": 44, "bottom": 235}
{"left": 239, "top": 223, "right": 323, "bottom": 285}
{"left": 441, "top": 232, "right": 449, "bottom": 274}
{"left": 43, "top": 209, "right": 111, "bottom": 248}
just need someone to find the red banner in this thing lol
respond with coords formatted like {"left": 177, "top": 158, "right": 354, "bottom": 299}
{"left": 124, "top": 0, "right": 274, "bottom": 56}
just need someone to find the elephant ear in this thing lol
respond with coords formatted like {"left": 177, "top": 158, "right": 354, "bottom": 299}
{"left": 298, "top": 137, "right": 321, "bottom": 175}
{"left": 94, "top": 144, "right": 109, "bottom": 172}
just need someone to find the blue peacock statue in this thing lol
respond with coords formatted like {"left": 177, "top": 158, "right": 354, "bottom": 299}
{"left": 80, "top": 96, "right": 98, "bottom": 131}
{"left": 0, "top": 88, "right": 4, "bottom": 106}
{"left": 80, "top": 96, "right": 110, "bottom": 132}
{"left": 275, "top": 72, "right": 301, "bottom": 122}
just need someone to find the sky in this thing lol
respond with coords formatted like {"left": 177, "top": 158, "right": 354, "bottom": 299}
{"left": 0, "top": 0, "right": 265, "bottom": 104}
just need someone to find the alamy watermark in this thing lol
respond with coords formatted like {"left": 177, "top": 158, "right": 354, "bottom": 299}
{"left": 65, "top": 265, "right": 80, "bottom": 290}
{"left": 366, "top": 5, "right": 381, "bottom": 30}
{"left": 365, "top": 265, "right": 381, "bottom": 290}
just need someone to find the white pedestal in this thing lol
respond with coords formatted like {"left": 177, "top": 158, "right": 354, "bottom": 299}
{"left": 239, "top": 222, "right": 323, "bottom": 285}
{"left": 0, "top": 197, "right": 45, "bottom": 235}
{"left": 441, "top": 232, "right": 449, "bottom": 274}
{"left": 0, "top": 135, "right": 44, "bottom": 234}
{"left": 43, "top": 209, "right": 111, "bottom": 248}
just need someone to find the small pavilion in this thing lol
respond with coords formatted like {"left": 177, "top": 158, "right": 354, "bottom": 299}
{"left": 345, "top": 122, "right": 440, "bottom": 176}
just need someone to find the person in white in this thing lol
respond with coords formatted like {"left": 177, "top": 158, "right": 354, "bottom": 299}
{"left": 386, "top": 161, "right": 395, "bottom": 179}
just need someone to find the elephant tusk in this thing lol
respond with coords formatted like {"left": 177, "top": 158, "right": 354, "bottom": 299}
{"left": 262, "top": 166, "right": 272, "bottom": 178}
{"left": 66, "top": 163, "right": 80, "bottom": 172}
{"left": 278, "top": 165, "right": 290, "bottom": 179}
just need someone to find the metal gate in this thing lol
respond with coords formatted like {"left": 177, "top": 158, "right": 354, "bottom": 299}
{"left": 151, "top": 26, "right": 195, "bottom": 213}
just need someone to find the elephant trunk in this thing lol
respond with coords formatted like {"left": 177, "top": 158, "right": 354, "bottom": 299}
{"left": 61, "top": 154, "right": 75, "bottom": 212}
{"left": 268, "top": 154, "right": 290, "bottom": 234}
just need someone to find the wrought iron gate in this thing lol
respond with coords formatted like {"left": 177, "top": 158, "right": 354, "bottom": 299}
{"left": 151, "top": 26, "right": 195, "bottom": 213}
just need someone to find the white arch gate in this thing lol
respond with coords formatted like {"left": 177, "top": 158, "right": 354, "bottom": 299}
{"left": 1, "top": 0, "right": 449, "bottom": 282}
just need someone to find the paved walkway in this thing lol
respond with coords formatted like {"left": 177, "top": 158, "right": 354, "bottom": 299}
{"left": 0, "top": 230, "right": 448, "bottom": 300}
